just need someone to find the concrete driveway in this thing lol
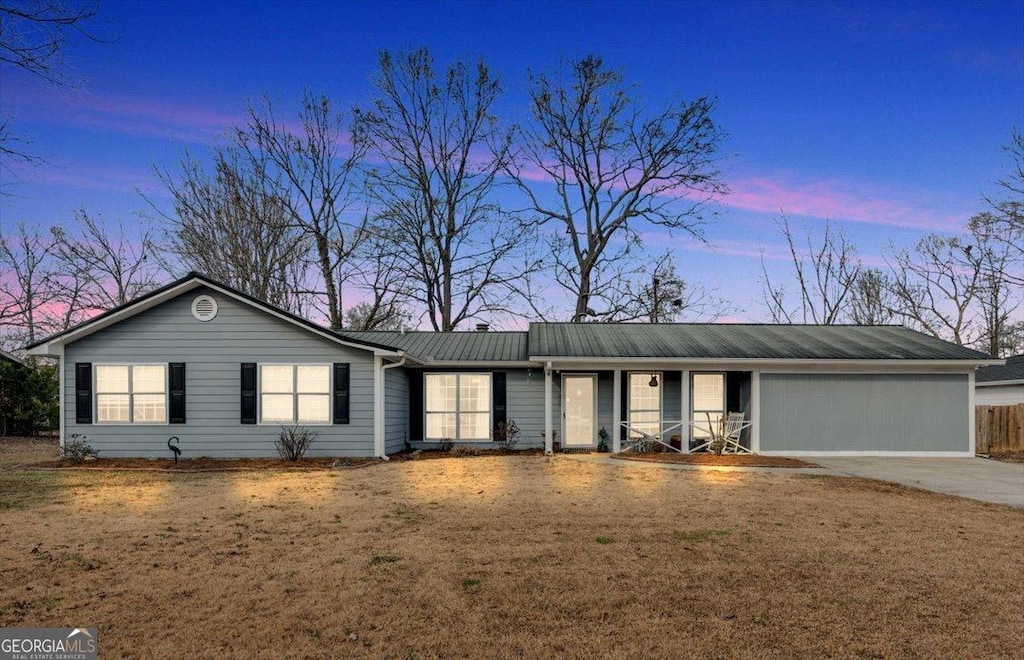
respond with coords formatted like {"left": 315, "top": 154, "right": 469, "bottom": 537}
{"left": 811, "top": 457, "right": 1024, "bottom": 508}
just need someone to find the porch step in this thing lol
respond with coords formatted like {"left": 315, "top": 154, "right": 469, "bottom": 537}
{"left": 561, "top": 448, "right": 594, "bottom": 454}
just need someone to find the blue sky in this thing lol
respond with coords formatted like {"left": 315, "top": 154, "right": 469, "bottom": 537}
{"left": 2, "top": 0, "right": 1022, "bottom": 323}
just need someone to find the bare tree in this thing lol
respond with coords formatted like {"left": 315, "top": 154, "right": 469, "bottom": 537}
{"left": 761, "top": 216, "right": 861, "bottom": 324}
{"left": 341, "top": 232, "right": 413, "bottom": 330}
{"left": 508, "top": 55, "right": 726, "bottom": 322}
{"left": 967, "top": 212, "right": 1023, "bottom": 356}
{"left": 355, "top": 49, "right": 532, "bottom": 331}
{"left": 240, "top": 90, "right": 367, "bottom": 329}
{"left": 628, "top": 252, "right": 731, "bottom": 323}
{"left": 155, "top": 147, "right": 311, "bottom": 314}
{"left": 848, "top": 268, "right": 897, "bottom": 326}
{"left": 976, "top": 129, "right": 1024, "bottom": 288}
{"left": 0, "top": 222, "right": 58, "bottom": 347}
{"left": 0, "top": 1, "right": 101, "bottom": 167}
{"left": 51, "top": 209, "right": 163, "bottom": 312}
{"left": 886, "top": 234, "right": 981, "bottom": 346}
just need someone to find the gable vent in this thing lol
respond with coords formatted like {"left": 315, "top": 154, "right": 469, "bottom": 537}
{"left": 190, "top": 295, "right": 218, "bottom": 321}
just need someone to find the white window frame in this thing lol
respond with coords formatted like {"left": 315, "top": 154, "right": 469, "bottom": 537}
{"left": 93, "top": 363, "right": 169, "bottom": 425}
{"left": 691, "top": 371, "right": 726, "bottom": 440}
{"left": 257, "top": 363, "right": 333, "bottom": 426}
{"left": 627, "top": 371, "right": 663, "bottom": 439}
{"left": 424, "top": 372, "right": 493, "bottom": 442}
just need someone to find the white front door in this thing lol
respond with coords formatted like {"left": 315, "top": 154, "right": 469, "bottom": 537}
{"left": 563, "top": 374, "right": 596, "bottom": 447}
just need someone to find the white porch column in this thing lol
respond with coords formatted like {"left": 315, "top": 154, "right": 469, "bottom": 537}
{"left": 680, "top": 369, "right": 690, "bottom": 453}
{"left": 373, "top": 355, "right": 384, "bottom": 458}
{"left": 967, "top": 369, "right": 976, "bottom": 454}
{"left": 611, "top": 369, "right": 621, "bottom": 453}
{"left": 544, "top": 363, "right": 553, "bottom": 455}
{"left": 750, "top": 371, "right": 761, "bottom": 453}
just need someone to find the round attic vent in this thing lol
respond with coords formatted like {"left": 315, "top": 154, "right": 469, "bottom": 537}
{"left": 191, "top": 295, "right": 218, "bottom": 321}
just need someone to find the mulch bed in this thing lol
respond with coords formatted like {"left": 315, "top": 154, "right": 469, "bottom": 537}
{"left": 982, "top": 452, "right": 1024, "bottom": 464}
{"left": 612, "top": 453, "right": 819, "bottom": 468}
{"left": 29, "top": 456, "right": 381, "bottom": 472}
{"left": 389, "top": 447, "right": 546, "bottom": 461}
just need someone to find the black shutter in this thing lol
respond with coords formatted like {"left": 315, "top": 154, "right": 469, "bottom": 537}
{"left": 409, "top": 371, "right": 423, "bottom": 441}
{"left": 240, "top": 363, "right": 257, "bottom": 424}
{"left": 493, "top": 372, "right": 507, "bottom": 429}
{"left": 333, "top": 363, "right": 350, "bottom": 424}
{"left": 619, "top": 371, "right": 629, "bottom": 443}
{"left": 75, "top": 363, "right": 92, "bottom": 424}
{"left": 169, "top": 363, "right": 186, "bottom": 424}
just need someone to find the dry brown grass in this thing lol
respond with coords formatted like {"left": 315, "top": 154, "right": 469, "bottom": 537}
{"left": 1, "top": 445, "right": 1022, "bottom": 658}
{"left": 0, "top": 436, "right": 60, "bottom": 467}
{"left": 613, "top": 453, "right": 818, "bottom": 468}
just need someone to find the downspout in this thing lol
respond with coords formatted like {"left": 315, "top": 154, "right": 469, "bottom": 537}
{"left": 377, "top": 355, "right": 407, "bottom": 461}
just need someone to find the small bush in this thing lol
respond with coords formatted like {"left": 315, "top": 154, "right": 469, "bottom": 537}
{"left": 62, "top": 434, "right": 98, "bottom": 464}
{"left": 449, "top": 445, "right": 482, "bottom": 457}
{"left": 494, "top": 419, "right": 520, "bottom": 453}
{"left": 437, "top": 437, "right": 454, "bottom": 452}
{"left": 275, "top": 425, "right": 318, "bottom": 461}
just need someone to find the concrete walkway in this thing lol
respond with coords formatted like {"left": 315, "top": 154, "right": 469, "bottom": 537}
{"left": 564, "top": 454, "right": 1024, "bottom": 508}
{"left": 811, "top": 457, "right": 1024, "bottom": 508}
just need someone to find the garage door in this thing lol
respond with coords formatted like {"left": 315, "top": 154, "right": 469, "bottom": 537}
{"left": 759, "top": 373, "right": 969, "bottom": 454}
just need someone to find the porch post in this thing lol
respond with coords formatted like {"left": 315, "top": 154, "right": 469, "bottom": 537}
{"left": 544, "top": 362, "right": 553, "bottom": 455}
{"left": 680, "top": 369, "right": 690, "bottom": 453}
{"left": 612, "top": 370, "right": 621, "bottom": 453}
{"left": 750, "top": 371, "right": 761, "bottom": 453}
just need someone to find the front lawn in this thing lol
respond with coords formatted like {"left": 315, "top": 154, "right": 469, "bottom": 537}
{"left": 1, "top": 443, "right": 1021, "bottom": 657}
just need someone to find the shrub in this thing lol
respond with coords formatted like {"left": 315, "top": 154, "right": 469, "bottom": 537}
{"left": 437, "top": 437, "right": 454, "bottom": 452}
{"left": 0, "top": 358, "right": 58, "bottom": 437}
{"left": 494, "top": 419, "right": 520, "bottom": 453}
{"left": 62, "top": 434, "right": 98, "bottom": 464}
{"left": 597, "top": 426, "right": 609, "bottom": 453}
{"left": 449, "top": 445, "right": 482, "bottom": 457}
{"left": 275, "top": 425, "right": 318, "bottom": 461}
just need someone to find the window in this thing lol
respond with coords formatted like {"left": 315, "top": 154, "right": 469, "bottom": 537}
{"left": 692, "top": 373, "right": 725, "bottom": 440}
{"left": 259, "top": 364, "right": 331, "bottom": 424}
{"left": 425, "top": 373, "right": 491, "bottom": 441}
{"left": 628, "top": 372, "right": 662, "bottom": 439}
{"left": 96, "top": 364, "right": 167, "bottom": 424}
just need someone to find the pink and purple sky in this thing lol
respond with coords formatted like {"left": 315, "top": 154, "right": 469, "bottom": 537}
{"left": 1, "top": 0, "right": 1021, "bottom": 324}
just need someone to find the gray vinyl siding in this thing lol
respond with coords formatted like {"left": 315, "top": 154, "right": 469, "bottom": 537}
{"left": 759, "top": 372, "right": 970, "bottom": 452}
{"left": 505, "top": 368, "right": 553, "bottom": 447}
{"left": 384, "top": 367, "right": 409, "bottom": 454}
{"left": 63, "top": 287, "right": 377, "bottom": 458}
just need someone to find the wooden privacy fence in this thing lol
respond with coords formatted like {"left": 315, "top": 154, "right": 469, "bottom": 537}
{"left": 975, "top": 404, "right": 1024, "bottom": 454}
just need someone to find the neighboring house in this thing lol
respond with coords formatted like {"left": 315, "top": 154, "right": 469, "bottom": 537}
{"left": 26, "top": 272, "right": 1000, "bottom": 459}
{"left": 975, "top": 355, "right": 1024, "bottom": 406}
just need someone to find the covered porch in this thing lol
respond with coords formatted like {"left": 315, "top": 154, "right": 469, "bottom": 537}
{"left": 541, "top": 365, "right": 759, "bottom": 455}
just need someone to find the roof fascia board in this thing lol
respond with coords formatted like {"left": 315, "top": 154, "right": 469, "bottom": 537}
{"left": 409, "top": 360, "right": 540, "bottom": 368}
{"left": 976, "top": 379, "right": 1024, "bottom": 387}
{"left": 532, "top": 356, "right": 1001, "bottom": 369}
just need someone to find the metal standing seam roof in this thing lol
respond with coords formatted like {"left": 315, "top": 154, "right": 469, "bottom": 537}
{"left": 976, "top": 355, "right": 1024, "bottom": 383}
{"left": 339, "top": 331, "right": 531, "bottom": 362}
{"left": 526, "top": 323, "right": 995, "bottom": 361}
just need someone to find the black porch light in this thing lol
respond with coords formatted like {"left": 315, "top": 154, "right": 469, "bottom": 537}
{"left": 649, "top": 374, "right": 659, "bottom": 387}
